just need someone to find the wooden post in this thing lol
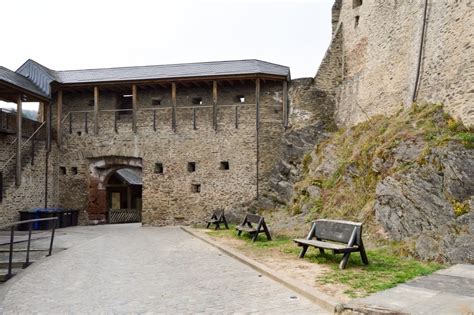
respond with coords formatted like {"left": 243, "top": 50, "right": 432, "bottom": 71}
{"left": 94, "top": 86, "right": 99, "bottom": 134}
{"left": 283, "top": 81, "right": 288, "bottom": 128}
{"left": 46, "top": 102, "right": 51, "bottom": 151}
{"left": 38, "top": 102, "right": 45, "bottom": 122}
{"left": 213, "top": 80, "right": 218, "bottom": 131}
{"left": 16, "top": 95, "right": 22, "bottom": 186}
{"left": 171, "top": 83, "right": 177, "bottom": 131}
{"left": 255, "top": 78, "right": 260, "bottom": 199}
{"left": 132, "top": 84, "right": 137, "bottom": 133}
{"left": 127, "top": 186, "right": 132, "bottom": 210}
{"left": 56, "top": 90, "right": 63, "bottom": 148}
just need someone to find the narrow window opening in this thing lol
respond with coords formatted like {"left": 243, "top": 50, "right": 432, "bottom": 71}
{"left": 187, "top": 162, "right": 196, "bottom": 172}
{"left": 77, "top": 131, "right": 82, "bottom": 136}
{"left": 152, "top": 98, "right": 162, "bottom": 106}
{"left": 155, "top": 163, "right": 164, "bottom": 174}
{"left": 220, "top": 161, "right": 230, "bottom": 170}
{"left": 88, "top": 99, "right": 94, "bottom": 107}
{"left": 60, "top": 167, "right": 67, "bottom": 175}
{"left": 71, "top": 167, "right": 78, "bottom": 175}
{"left": 234, "top": 95, "right": 245, "bottom": 103}
{"left": 192, "top": 97, "right": 203, "bottom": 105}
{"left": 191, "top": 184, "right": 201, "bottom": 193}
{"left": 355, "top": 15, "right": 360, "bottom": 28}
{"left": 353, "top": 0, "right": 362, "bottom": 8}
{"left": 0, "top": 172, "right": 3, "bottom": 203}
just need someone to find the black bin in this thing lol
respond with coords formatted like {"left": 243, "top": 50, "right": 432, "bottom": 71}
{"left": 18, "top": 210, "right": 40, "bottom": 231}
{"left": 70, "top": 209, "right": 79, "bottom": 227}
{"left": 38, "top": 208, "right": 59, "bottom": 230}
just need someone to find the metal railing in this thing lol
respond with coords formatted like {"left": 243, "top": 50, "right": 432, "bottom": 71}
{"left": 0, "top": 217, "right": 58, "bottom": 281}
{"left": 63, "top": 103, "right": 257, "bottom": 134}
{"left": 0, "top": 121, "right": 47, "bottom": 173}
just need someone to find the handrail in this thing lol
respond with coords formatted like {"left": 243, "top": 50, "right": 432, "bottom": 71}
{"left": 0, "top": 217, "right": 58, "bottom": 282}
{"left": 0, "top": 217, "right": 58, "bottom": 230}
{"left": 1, "top": 121, "right": 47, "bottom": 172}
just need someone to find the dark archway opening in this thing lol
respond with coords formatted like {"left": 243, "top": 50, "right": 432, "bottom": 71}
{"left": 105, "top": 168, "right": 142, "bottom": 224}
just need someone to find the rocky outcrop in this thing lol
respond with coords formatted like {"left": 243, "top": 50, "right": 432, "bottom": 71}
{"left": 273, "top": 105, "right": 473, "bottom": 263}
{"left": 374, "top": 143, "right": 474, "bottom": 263}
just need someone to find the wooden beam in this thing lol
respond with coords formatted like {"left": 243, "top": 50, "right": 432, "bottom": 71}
{"left": 38, "top": 102, "right": 45, "bottom": 122}
{"left": 213, "top": 80, "right": 218, "bottom": 131}
{"left": 132, "top": 84, "right": 137, "bottom": 133}
{"left": 283, "top": 81, "right": 288, "bottom": 128}
{"left": 16, "top": 95, "right": 22, "bottom": 186}
{"left": 171, "top": 83, "right": 177, "bottom": 131}
{"left": 94, "top": 86, "right": 99, "bottom": 134}
{"left": 57, "top": 90, "right": 63, "bottom": 148}
{"left": 255, "top": 78, "right": 260, "bottom": 199}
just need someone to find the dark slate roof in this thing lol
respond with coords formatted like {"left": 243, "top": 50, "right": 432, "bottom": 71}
{"left": 116, "top": 168, "right": 142, "bottom": 185}
{"left": 0, "top": 66, "right": 50, "bottom": 99}
{"left": 16, "top": 60, "right": 58, "bottom": 97}
{"left": 53, "top": 59, "right": 290, "bottom": 84}
{"left": 5, "top": 59, "right": 290, "bottom": 98}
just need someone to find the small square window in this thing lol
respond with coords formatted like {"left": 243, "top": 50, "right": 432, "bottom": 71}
{"left": 191, "top": 184, "right": 201, "bottom": 193}
{"left": 87, "top": 99, "right": 94, "bottom": 107}
{"left": 152, "top": 99, "right": 162, "bottom": 106}
{"left": 187, "top": 162, "right": 196, "bottom": 172}
{"left": 155, "top": 163, "right": 164, "bottom": 174}
{"left": 353, "top": 0, "right": 362, "bottom": 8}
{"left": 234, "top": 95, "right": 245, "bottom": 103}
{"left": 192, "top": 97, "right": 203, "bottom": 105}
{"left": 220, "top": 161, "right": 230, "bottom": 170}
{"left": 71, "top": 167, "right": 78, "bottom": 175}
{"left": 60, "top": 167, "right": 67, "bottom": 175}
{"left": 355, "top": 15, "right": 360, "bottom": 28}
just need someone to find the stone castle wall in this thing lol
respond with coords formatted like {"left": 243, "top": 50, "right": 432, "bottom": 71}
{"left": 0, "top": 138, "right": 60, "bottom": 226}
{"left": 314, "top": 0, "right": 473, "bottom": 127}
{"left": 53, "top": 81, "right": 285, "bottom": 225}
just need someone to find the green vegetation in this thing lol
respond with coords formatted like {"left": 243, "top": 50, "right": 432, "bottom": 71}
{"left": 205, "top": 228, "right": 444, "bottom": 298}
{"left": 289, "top": 103, "right": 473, "bottom": 236}
{"left": 452, "top": 200, "right": 470, "bottom": 217}
{"left": 312, "top": 249, "right": 443, "bottom": 298}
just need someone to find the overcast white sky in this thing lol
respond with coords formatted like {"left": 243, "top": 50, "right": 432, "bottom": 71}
{"left": 1, "top": 0, "right": 333, "bottom": 110}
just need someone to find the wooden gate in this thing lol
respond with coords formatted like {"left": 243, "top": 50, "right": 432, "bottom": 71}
{"left": 107, "top": 209, "right": 141, "bottom": 224}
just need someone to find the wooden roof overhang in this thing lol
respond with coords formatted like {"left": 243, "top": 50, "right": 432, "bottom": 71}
{"left": 52, "top": 73, "right": 289, "bottom": 94}
{"left": 0, "top": 80, "right": 51, "bottom": 103}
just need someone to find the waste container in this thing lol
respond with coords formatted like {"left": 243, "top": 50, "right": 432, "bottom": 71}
{"left": 70, "top": 209, "right": 79, "bottom": 227}
{"left": 38, "top": 208, "right": 59, "bottom": 230}
{"left": 59, "top": 209, "right": 72, "bottom": 228}
{"left": 18, "top": 210, "right": 40, "bottom": 231}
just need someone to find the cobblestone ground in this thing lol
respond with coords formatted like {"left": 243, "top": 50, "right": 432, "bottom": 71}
{"left": 0, "top": 225, "right": 327, "bottom": 314}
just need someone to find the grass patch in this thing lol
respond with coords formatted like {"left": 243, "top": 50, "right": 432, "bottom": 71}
{"left": 205, "top": 227, "right": 444, "bottom": 298}
{"left": 312, "top": 248, "right": 443, "bottom": 298}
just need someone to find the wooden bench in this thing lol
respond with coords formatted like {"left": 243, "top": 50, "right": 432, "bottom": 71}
{"left": 236, "top": 214, "right": 271, "bottom": 242}
{"left": 206, "top": 209, "right": 229, "bottom": 230}
{"left": 293, "top": 219, "right": 369, "bottom": 269}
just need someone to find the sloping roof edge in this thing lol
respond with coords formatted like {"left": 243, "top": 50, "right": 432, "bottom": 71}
{"left": 0, "top": 66, "right": 50, "bottom": 100}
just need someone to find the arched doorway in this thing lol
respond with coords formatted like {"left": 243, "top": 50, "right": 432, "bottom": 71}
{"left": 105, "top": 168, "right": 143, "bottom": 224}
{"left": 87, "top": 156, "right": 143, "bottom": 223}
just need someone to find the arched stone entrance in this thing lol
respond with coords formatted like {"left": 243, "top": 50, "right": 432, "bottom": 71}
{"left": 87, "top": 156, "right": 143, "bottom": 223}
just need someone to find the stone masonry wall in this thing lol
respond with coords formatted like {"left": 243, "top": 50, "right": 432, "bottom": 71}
{"left": 315, "top": 0, "right": 473, "bottom": 127}
{"left": 54, "top": 81, "right": 285, "bottom": 225}
{"left": 0, "top": 140, "right": 60, "bottom": 226}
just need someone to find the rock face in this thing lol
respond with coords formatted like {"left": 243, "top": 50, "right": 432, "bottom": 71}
{"left": 374, "top": 143, "right": 474, "bottom": 263}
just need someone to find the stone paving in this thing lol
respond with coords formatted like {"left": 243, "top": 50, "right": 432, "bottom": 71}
{"left": 346, "top": 264, "right": 474, "bottom": 314}
{"left": 0, "top": 224, "right": 327, "bottom": 314}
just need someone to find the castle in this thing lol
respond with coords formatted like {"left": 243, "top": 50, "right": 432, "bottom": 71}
{"left": 0, "top": 60, "right": 289, "bottom": 225}
{"left": 0, "top": 0, "right": 472, "bottom": 226}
